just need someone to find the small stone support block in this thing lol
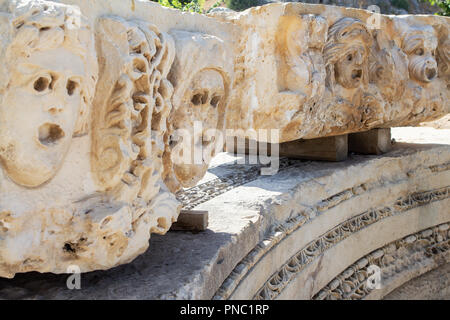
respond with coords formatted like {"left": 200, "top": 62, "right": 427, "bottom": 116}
{"left": 348, "top": 128, "right": 392, "bottom": 155}
{"left": 170, "top": 210, "right": 209, "bottom": 231}
{"left": 227, "top": 135, "right": 348, "bottom": 162}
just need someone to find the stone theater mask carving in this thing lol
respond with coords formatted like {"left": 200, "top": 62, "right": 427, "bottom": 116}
{"left": 369, "top": 30, "right": 409, "bottom": 104}
{"left": 393, "top": 21, "right": 447, "bottom": 122}
{"left": 324, "top": 17, "right": 372, "bottom": 91}
{"left": 0, "top": 0, "right": 97, "bottom": 187}
{"left": 401, "top": 26, "right": 438, "bottom": 84}
{"left": 277, "top": 14, "right": 327, "bottom": 100}
{"left": 319, "top": 17, "right": 380, "bottom": 133}
{"left": 163, "top": 31, "right": 232, "bottom": 192}
{"left": 0, "top": 0, "right": 448, "bottom": 279}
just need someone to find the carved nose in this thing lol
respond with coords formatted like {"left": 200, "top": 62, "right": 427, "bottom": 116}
{"left": 47, "top": 106, "right": 63, "bottom": 115}
{"left": 354, "top": 51, "right": 363, "bottom": 65}
{"left": 425, "top": 57, "right": 437, "bottom": 67}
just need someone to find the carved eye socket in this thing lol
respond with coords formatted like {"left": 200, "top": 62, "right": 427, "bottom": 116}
{"left": 347, "top": 54, "right": 353, "bottom": 62}
{"left": 33, "top": 76, "right": 50, "bottom": 92}
{"left": 66, "top": 79, "right": 79, "bottom": 96}
{"left": 210, "top": 95, "right": 221, "bottom": 108}
{"left": 191, "top": 91, "right": 208, "bottom": 106}
{"left": 415, "top": 48, "right": 424, "bottom": 56}
{"left": 191, "top": 93, "right": 203, "bottom": 105}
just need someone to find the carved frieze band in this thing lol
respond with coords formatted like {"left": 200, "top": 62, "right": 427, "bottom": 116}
{"left": 212, "top": 161, "right": 450, "bottom": 299}
{"left": 313, "top": 223, "right": 450, "bottom": 300}
{"left": 213, "top": 161, "right": 450, "bottom": 299}
{"left": 253, "top": 186, "right": 449, "bottom": 300}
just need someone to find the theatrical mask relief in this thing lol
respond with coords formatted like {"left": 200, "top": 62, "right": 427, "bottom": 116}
{"left": 0, "top": 0, "right": 447, "bottom": 277}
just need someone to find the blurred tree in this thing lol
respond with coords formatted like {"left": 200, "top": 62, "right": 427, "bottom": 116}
{"left": 152, "top": 0, "right": 205, "bottom": 13}
{"left": 425, "top": 0, "right": 450, "bottom": 16}
{"left": 225, "top": 0, "right": 261, "bottom": 11}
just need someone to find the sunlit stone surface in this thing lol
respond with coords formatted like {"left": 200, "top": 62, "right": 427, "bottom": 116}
{"left": 0, "top": 0, "right": 447, "bottom": 281}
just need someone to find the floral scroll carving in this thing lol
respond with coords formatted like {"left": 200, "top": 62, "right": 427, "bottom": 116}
{"left": 91, "top": 16, "right": 179, "bottom": 235}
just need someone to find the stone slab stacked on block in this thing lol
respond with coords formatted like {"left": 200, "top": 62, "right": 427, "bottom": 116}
{"left": 0, "top": 0, "right": 447, "bottom": 279}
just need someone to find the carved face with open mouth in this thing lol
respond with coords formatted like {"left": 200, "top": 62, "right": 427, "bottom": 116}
{"left": 407, "top": 45, "right": 438, "bottom": 83}
{"left": 0, "top": 48, "right": 84, "bottom": 187}
{"left": 169, "top": 69, "right": 225, "bottom": 188}
{"left": 402, "top": 28, "right": 439, "bottom": 83}
{"left": 335, "top": 45, "right": 367, "bottom": 88}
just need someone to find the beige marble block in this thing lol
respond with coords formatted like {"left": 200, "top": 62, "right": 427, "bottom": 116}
{"left": 0, "top": 0, "right": 447, "bottom": 278}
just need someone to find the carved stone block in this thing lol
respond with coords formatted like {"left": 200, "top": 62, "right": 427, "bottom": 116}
{"left": 0, "top": 0, "right": 447, "bottom": 278}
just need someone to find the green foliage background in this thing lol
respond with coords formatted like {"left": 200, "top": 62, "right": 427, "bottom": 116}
{"left": 392, "top": 0, "right": 409, "bottom": 11}
{"left": 425, "top": 0, "right": 450, "bottom": 16}
{"left": 225, "top": 0, "right": 260, "bottom": 11}
{"left": 152, "top": 0, "right": 450, "bottom": 16}
{"left": 154, "top": 0, "right": 205, "bottom": 13}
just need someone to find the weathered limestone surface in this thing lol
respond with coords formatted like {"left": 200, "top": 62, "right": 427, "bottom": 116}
{"left": 0, "top": 127, "right": 448, "bottom": 299}
{"left": 384, "top": 263, "right": 450, "bottom": 300}
{"left": 211, "top": 4, "right": 450, "bottom": 142}
{"left": 0, "top": 0, "right": 448, "bottom": 279}
{"left": 0, "top": 0, "right": 237, "bottom": 278}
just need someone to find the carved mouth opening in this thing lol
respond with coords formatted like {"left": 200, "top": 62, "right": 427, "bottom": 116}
{"left": 351, "top": 69, "right": 362, "bottom": 80}
{"left": 38, "top": 123, "right": 65, "bottom": 146}
{"left": 425, "top": 67, "right": 437, "bottom": 81}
